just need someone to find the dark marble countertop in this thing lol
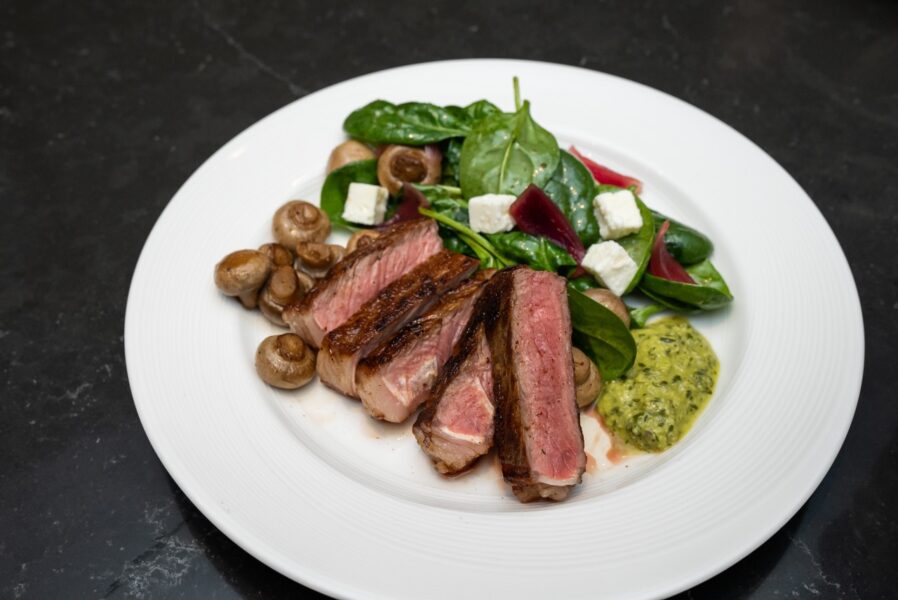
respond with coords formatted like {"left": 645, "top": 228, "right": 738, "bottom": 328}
{"left": 2, "top": 1, "right": 895, "bottom": 598}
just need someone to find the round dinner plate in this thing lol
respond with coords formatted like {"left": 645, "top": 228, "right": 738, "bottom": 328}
{"left": 125, "top": 60, "right": 864, "bottom": 599}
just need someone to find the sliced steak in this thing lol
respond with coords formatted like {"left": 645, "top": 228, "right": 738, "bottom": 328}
{"left": 413, "top": 309, "right": 496, "bottom": 475}
{"left": 283, "top": 218, "right": 442, "bottom": 348}
{"left": 357, "top": 271, "right": 493, "bottom": 423}
{"left": 316, "top": 250, "right": 479, "bottom": 397}
{"left": 488, "top": 267, "right": 585, "bottom": 502}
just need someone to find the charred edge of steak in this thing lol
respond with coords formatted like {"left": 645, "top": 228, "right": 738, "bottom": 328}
{"left": 323, "top": 251, "right": 478, "bottom": 352}
{"left": 486, "top": 268, "right": 532, "bottom": 486}
{"left": 289, "top": 218, "right": 436, "bottom": 312}
{"left": 358, "top": 275, "right": 486, "bottom": 371}
{"left": 486, "top": 266, "right": 584, "bottom": 503}
{"left": 413, "top": 283, "right": 500, "bottom": 475}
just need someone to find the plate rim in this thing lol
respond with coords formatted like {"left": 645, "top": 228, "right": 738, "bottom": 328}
{"left": 125, "top": 58, "right": 865, "bottom": 600}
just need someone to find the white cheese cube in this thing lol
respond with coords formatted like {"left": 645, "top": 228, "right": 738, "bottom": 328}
{"left": 582, "top": 241, "right": 638, "bottom": 297}
{"left": 468, "top": 194, "right": 517, "bottom": 234}
{"left": 342, "top": 182, "right": 389, "bottom": 225}
{"left": 593, "top": 189, "right": 643, "bottom": 240}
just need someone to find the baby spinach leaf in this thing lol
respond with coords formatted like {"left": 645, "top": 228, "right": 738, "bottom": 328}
{"left": 568, "top": 284, "right": 637, "bottom": 380}
{"left": 651, "top": 210, "right": 714, "bottom": 266}
{"left": 320, "top": 159, "right": 379, "bottom": 231}
{"left": 628, "top": 303, "right": 666, "bottom": 328}
{"left": 568, "top": 276, "right": 599, "bottom": 292}
{"left": 442, "top": 234, "right": 477, "bottom": 258}
{"left": 343, "top": 100, "right": 501, "bottom": 145}
{"left": 487, "top": 232, "right": 576, "bottom": 272}
{"left": 459, "top": 101, "right": 560, "bottom": 198}
{"left": 344, "top": 101, "right": 468, "bottom": 144}
{"left": 462, "top": 99, "right": 502, "bottom": 121}
{"left": 600, "top": 186, "right": 655, "bottom": 293}
{"left": 428, "top": 197, "right": 469, "bottom": 224}
{"left": 640, "top": 259, "right": 733, "bottom": 311}
{"left": 543, "top": 150, "right": 600, "bottom": 246}
{"left": 441, "top": 138, "right": 464, "bottom": 185}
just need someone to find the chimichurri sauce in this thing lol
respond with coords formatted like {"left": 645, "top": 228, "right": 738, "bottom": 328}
{"left": 598, "top": 317, "right": 718, "bottom": 452}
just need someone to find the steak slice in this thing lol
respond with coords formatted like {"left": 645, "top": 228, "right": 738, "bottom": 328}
{"left": 413, "top": 311, "right": 496, "bottom": 476}
{"left": 488, "top": 267, "right": 585, "bottom": 502}
{"left": 316, "top": 250, "right": 479, "bottom": 397}
{"left": 356, "top": 271, "right": 493, "bottom": 423}
{"left": 283, "top": 218, "right": 442, "bottom": 348}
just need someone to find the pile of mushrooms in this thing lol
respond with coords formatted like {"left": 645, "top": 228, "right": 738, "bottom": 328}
{"left": 213, "top": 199, "right": 353, "bottom": 390}
{"left": 572, "top": 288, "right": 631, "bottom": 409}
{"left": 214, "top": 132, "right": 436, "bottom": 393}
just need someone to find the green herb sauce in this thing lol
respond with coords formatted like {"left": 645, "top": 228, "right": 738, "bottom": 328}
{"left": 597, "top": 317, "right": 718, "bottom": 452}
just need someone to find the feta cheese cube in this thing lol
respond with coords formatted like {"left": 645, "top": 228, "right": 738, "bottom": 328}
{"left": 581, "top": 241, "right": 638, "bottom": 297}
{"left": 342, "top": 182, "right": 389, "bottom": 225}
{"left": 593, "top": 188, "right": 643, "bottom": 240}
{"left": 468, "top": 194, "right": 517, "bottom": 234}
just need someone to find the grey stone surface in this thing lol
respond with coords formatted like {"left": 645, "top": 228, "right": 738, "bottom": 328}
{"left": 1, "top": 0, "right": 895, "bottom": 598}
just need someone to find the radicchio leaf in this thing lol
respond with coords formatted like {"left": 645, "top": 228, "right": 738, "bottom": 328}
{"left": 570, "top": 146, "right": 643, "bottom": 193}
{"left": 648, "top": 220, "right": 694, "bottom": 283}
{"left": 509, "top": 184, "right": 585, "bottom": 262}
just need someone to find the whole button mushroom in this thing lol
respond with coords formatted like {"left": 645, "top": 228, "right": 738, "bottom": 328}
{"left": 214, "top": 250, "right": 273, "bottom": 309}
{"left": 295, "top": 242, "right": 346, "bottom": 279}
{"left": 259, "top": 265, "right": 315, "bottom": 326}
{"left": 376, "top": 144, "right": 442, "bottom": 196}
{"left": 255, "top": 333, "right": 316, "bottom": 389}
{"left": 572, "top": 348, "right": 603, "bottom": 408}
{"left": 258, "top": 242, "right": 294, "bottom": 267}
{"left": 345, "top": 229, "right": 381, "bottom": 254}
{"left": 326, "top": 140, "right": 375, "bottom": 173}
{"left": 272, "top": 200, "right": 331, "bottom": 248}
{"left": 584, "top": 288, "right": 631, "bottom": 328}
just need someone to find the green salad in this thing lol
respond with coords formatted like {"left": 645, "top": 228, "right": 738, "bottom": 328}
{"left": 321, "top": 79, "right": 733, "bottom": 451}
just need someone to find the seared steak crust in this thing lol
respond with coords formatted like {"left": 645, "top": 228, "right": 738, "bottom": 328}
{"left": 283, "top": 218, "right": 441, "bottom": 347}
{"left": 316, "top": 250, "right": 479, "bottom": 397}
{"left": 357, "top": 271, "right": 492, "bottom": 423}
{"left": 487, "top": 267, "right": 585, "bottom": 502}
{"left": 413, "top": 285, "right": 498, "bottom": 474}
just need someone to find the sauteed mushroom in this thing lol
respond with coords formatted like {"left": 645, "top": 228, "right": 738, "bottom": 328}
{"left": 376, "top": 144, "right": 441, "bottom": 195}
{"left": 255, "top": 333, "right": 316, "bottom": 389}
{"left": 272, "top": 200, "right": 331, "bottom": 247}
{"left": 327, "top": 140, "right": 375, "bottom": 173}
{"left": 572, "top": 348, "right": 603, "bottom": 408}
{"left": 258, "top": 265, "right": 315, "bottom": 326}
{"left": 258, "top": 242, "right": 294, "bottom": 267}
{"left": 584, "top": 288, "right": 631, "bottom": 328}
{"left": 295, "top": 242, "right": 345, "bottom": 278}
{"left": 213, "top": 250, "right": 272, "bottom": 309}
{"left": 346, "top": 229, "right": 381, "bottom": 254}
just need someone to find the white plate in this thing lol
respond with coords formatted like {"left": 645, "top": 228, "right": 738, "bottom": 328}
{"left": 125, "top": 60, "right": 864, "bottom": 599}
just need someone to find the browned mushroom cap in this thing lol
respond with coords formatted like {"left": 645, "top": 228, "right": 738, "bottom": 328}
{"left": 258, "top": 242, "right": 294, "bottom": 267}
{"left": 272, "top": 200, "right": 331, "bottom": 247}
{"left": 376, "top": 144, "right": 442, "bottom": 196}
{"left": 346, "top": 229, "right": 381, "bottom": 254}
{"left": 584, "top": 288, "right": 631, "bottom": 328}
{"left": 572, "top": 348, "right": 603, "bottom": 408}
{"left": 255, "top": 333, "right": 316, "bottom": 389}
{"left": 326, "top": 140, "right": 375, "bottom": 173}
{"left": 213, "top": 250, "right": 272, "bottom": 309}
{"left": 294, "top": 242, "right": 346, "bottom": 278}
{"left": 259, "top": 266, "right": 316, "bottom": 326}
